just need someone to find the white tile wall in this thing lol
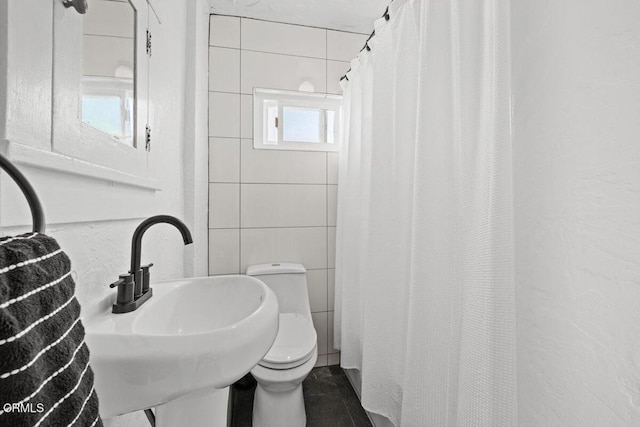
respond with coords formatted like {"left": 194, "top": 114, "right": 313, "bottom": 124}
{"left": 307, "top": 269, "right": 328, "bottom": 313}
{"left": 209, "top": 16, "right": 366, "bottom": 366}
{"left": 328, "top": 185, "right": 338, "bottom": 227}
{"left": 327, "top": 30, "right": 368, "bottom": 61}
{"left": 209, "top": 92, "right": 240, "bottom": 137}
{"left": 327, "top": 353, "right": 340, "bottom": 366}
{"left": 208, "top": 229, "right": 240, "bottom": 274}
{"left": 241, "top": 50, "right": 327, "bottom": 94}
{"left": 315, "top": 355, "right": 328, "bottom": 368}
{"left": 328, "top": 312, "right": 335, "bottom": 352}
{"left": 328, "top": 269, "right": 335, "bottom": 311}
{"left": 209, "top": 183, "right": 240, "bottom": 228}
{"left": 240, "top": 227, "right": 327, "bottom": 271}
{"left": 312, "top": 311, "right": 329, "bottom": 355}
{"left": 209, "top": 15, "right": 240, "bottom": 48}
{"left": 240, "top": 140, "right": 326, "bottom": 184}
{"left": 328, "top": 152, "right": 339, "bottom": 184}
{"left": 328, "top": 227, "right": 336, "bottom": 269}
{"left": 209, "top": 47, "right": 240, "bottom": 93}
{"left": 241, "top": 184, "right": 326, "bottom": 228}
{"left": 209, "top": 138, "right": 240, "bottom": 183}
{"left": 241, "top": 19, "right": 326, "bottom": 59}
{"left": 240, "top": 95, "right": 253, "bottom": 138}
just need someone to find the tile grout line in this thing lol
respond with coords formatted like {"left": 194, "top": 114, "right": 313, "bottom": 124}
{"left": 232, "top": 46, "right": 333, "bottom": 62}
{"left": 207, "top": 20, "right": 211, "bottom": 277}
{"left": 325, "top": 29, "right": 328, "bottom": 96}
{"left": 211, "top": 13, "right": 370, "bottom": 36}
{"left": 210, "top": 43, "right": 360, "bottom": 64}
{"left": 325, "top": 133, "right": 330, "bottom": 366}
{"left": 326, "top": 157, "right": 330, "bottom": 325}
{"left": 238, "top": 16, "right": 243, "bottom": 274}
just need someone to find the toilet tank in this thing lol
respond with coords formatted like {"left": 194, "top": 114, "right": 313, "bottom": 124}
{"left": 246, "top": 263, "right": 311, "bottom": 319}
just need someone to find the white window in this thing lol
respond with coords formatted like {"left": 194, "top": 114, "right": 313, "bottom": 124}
{"left": 253, "top": 88, "right": 342, "bottom": 152}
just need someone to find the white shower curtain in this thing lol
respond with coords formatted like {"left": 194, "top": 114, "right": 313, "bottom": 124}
{"left": 334, "top": 0, "right": 517, "bottom": 426}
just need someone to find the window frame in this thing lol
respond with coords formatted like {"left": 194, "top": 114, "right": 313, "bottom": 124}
{"left": 253, "top": 88, "right": 342, "bottom": 152}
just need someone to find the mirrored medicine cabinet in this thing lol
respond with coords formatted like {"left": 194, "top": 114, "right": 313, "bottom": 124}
{"left": 52, "top": 0, "right": 152, "bottom": 178}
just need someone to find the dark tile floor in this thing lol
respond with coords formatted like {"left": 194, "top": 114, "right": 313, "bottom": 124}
{"left": 231, "top": 366, "right": 373, "bottom": 427}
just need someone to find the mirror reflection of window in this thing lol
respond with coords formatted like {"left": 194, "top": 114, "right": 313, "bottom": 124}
{"left": 81, "top": 0, "right": 135, "bottom": 145}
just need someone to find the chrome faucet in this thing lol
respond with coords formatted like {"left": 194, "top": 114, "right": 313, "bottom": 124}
{"left": 110, "top": 215, "right": 193, "bottom": 314}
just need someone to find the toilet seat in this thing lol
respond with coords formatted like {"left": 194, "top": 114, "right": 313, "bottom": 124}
{"left": 259, "top": 313, "right": 317, "bottom": 370}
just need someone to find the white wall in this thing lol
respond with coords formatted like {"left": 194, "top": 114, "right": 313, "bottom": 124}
{"left": 0, "top": 1, "right": 209, "bottom": 425}
{"left": 512, "top": 0, "right": 640, "bottom": 425}
{"left": 207, "top": 15, "right": 367, "bottom": 367}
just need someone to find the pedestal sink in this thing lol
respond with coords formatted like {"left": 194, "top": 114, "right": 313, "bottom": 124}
{"left": 84, "top": 275, "right": 279, "bottom": 424}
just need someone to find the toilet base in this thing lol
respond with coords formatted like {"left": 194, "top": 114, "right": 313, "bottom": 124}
{"left": 252, "top": 382, "right": 306, "bottom": 427}
{"left": 251, "top": 349, "right": 317, "bottom": 427}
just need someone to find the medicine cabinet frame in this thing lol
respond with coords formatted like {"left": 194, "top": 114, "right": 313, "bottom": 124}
{"left": 51, "top": 0, "right": 152, "bottom": 182}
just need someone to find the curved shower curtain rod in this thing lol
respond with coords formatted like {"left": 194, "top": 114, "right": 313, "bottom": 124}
{"left": 340, "top": 4, "right": 391, "bottom": 82}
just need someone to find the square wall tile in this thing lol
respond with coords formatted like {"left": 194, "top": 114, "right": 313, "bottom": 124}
{"left": 209, "top": 47, "right": 240, "bottom": 93}
{"left": 328, "top": 185, "right": 337, "bottom": 227}
{"left": 241, "top": 50, "right": 327, "bottom": 94}
{"left": 307, "top": 269, "right": 328, "bottom": 313}
{"left": 240, "top": 95, "right": 253, "bottom": 139}
{"left": 241, "top": 184, "right": 326, "bottom": 228}
{"left": 209, "top": 183, "right": 239, "bottom": 228}
{"left": 328, "top": 227, "right": 336, "bottom": 269}
{"left": 240, "top": 227, "right": 327, "bottom": 271}
{"left": 328, "top": 268, "right": 335, "bottom": 310}
{"left": 241, "top": 19, "right": 326, "bottom": 59}
{"left": 241, "top": 140, "right": 326, "bottom": 184}
{"left": 327, "top": 353, "right": 340, "bottom": 366}
{"left": 327, "top": 152, "right": 339, "bottom": 184}
{"left": 327, "top": 60, "right": 350, "bottom": 95}
{"left": 328, "top": 311, "right": 335, "bottom": 353}
{"left": 327, "top": 30, "right": 368, "bottom": 61}
{"left": 209, "top": 229, "right": 240, "bottom": 274}
{"left": 209, "top": 138, "right": 240, "bottom": 183}
{"left": 314, "top": 354, "right": 328, "bottom": 368}
{"left": 312, "top": 311, "right": 328, "bottom": 355}
{"left": 210, "top": 15, "right": 240, "bottom": 48}
{"left": 209, "top": 92, "right": 240, "bottom": 137}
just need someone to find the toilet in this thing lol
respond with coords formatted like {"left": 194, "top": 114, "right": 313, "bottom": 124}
{"left": 246, "top": 263, "right": 318, "bottom": 427}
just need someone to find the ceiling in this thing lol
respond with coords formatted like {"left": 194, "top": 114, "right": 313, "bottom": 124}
{"left": 208, "top": 0, "right": 389, "bottom": 34}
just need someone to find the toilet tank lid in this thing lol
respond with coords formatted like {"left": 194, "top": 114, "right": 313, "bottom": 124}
{"left": 246, "top": 263, "right": 306, "bottom": 276}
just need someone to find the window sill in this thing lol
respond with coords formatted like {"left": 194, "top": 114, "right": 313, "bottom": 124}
{"left": 253, "top": 141, "right": 339, "bottom": 153}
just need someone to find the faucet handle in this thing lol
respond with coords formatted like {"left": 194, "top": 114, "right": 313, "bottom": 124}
{"left": 110, "top": 273, "right": 134, "bottom": 288}
{"left": 109, "top": 278, "right": 123, "bottom": 288}
{"left": 141, "top": 263, "right": 154, "bottom": 294}
{"left": 110, "top": 273, "right": 135, "bottom": 307}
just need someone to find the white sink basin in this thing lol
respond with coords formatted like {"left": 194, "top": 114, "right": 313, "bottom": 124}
{"left": 84, "top": 275, "right": 279, "bottom": 419}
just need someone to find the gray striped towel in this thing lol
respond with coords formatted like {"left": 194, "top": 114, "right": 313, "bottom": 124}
{"left": 0, "top": 232, "right": 103, "bottom": 427}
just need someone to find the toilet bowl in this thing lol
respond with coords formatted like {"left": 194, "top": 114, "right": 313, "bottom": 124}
{"left": 246, "top": 263, "right": 318, "bottom": 427}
